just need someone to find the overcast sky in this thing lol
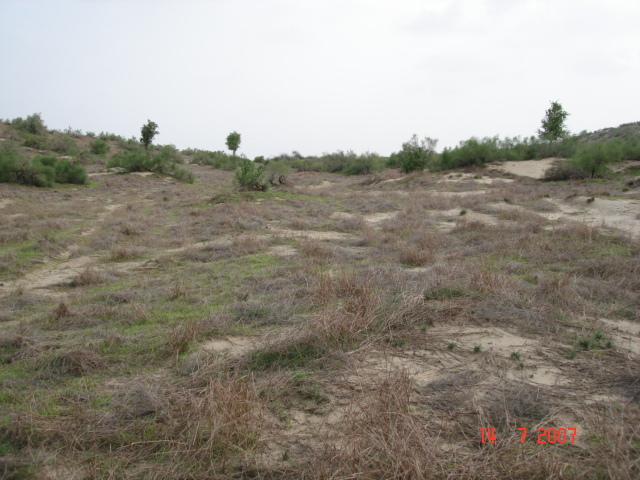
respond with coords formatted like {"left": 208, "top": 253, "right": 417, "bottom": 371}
{"left": 1, "top": 0, "right": 638, "bottom": 158}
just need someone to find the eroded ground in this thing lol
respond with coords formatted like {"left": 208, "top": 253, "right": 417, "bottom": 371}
{"left": 1, "top": 162, "right": 639, "bottom": 479}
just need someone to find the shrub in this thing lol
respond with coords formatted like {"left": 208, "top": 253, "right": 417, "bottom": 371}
{"left": 107, "top": 150, "right": 150, "bottom": 172}
{"left": 398, "top": 135, "right": 438, "bottom": 173}
{"left": 48, "top": 134, "right": 77, "bottom": 154}
{"left": 437, "top": 137, "right": 499, "bottom": 170}
{"left": 572, "top": 141, "right": 621, "bottom": 178}
{"left": 0, "top": 150, "right": 23, "bottom": 183}
{"left": 543, "top": 160, "right": 588, "bottom": 181}
{"left": 90, "top": 139, "right": 110, "bottom": 155}
{"left": 98, "top": 132, "right": 123, "bottom": 142}
{"left": 21, "top": 134, "right": 50, "bottom": 150}
{"left": 187, "top": 149, "right": 243, "bottom": 170}
{"left": 107, "top": 149, "right": 194, "bottom": 183}
{"left": 343, "top": 152, "right": 384, "bottom": 175}
{"left": 11, "top": 113, "right": 47, "bottom": 135}
{"left": 32, "top": 155, "right": 87, "bottom": 185}
{"left": 265, "top": 159, "right": 290, "bottom": 185}
{"left": 234, "top": 159, "right": 267, "bottom": 191}
{"left": 53, "top": 159, "right": 88, "bottom": 184}
{"left": 0, "top": 152, "right": 55, "bottom": 187}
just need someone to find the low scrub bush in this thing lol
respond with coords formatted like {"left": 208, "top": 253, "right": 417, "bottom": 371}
{"left": 398, "top": 135, "right": 438, "bottom": 173}
{"left": 107, "top": 149, "right": 194, "bottom": 183}
{"left": 10, "top": 113, "right": 47, "bottom": 135}
{"left": 90, "top": 139, "right": 110, "bottom": 155}
{"left": 188, "top": 149, "right": 242, "bottom": 170}
{"left": 47, "top": 134, "right": 77, "bottom": 155}
{"left": 234, "top": 159, "right": 267, "bottom": 191}
{"left": 0, "top": 151, "right": 87, "bottom": 187}
{"left": 343, "top": 152, "right": 384, "bottom": 175}
{"left": 572, "top": 141, "right": 621, "bottom": 178}
{"left": 543, "top": 160, "right": 589, "bottom": 181}
{"left": 437, "top": 137, "right": 500, "bottom": 170}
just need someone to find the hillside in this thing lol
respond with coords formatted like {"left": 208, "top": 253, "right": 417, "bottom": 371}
{"left": 577, "top": 121, "right": 640, "bottom": 143}
{"left": 1, "top": 117, "right": 639, "bottom": 479}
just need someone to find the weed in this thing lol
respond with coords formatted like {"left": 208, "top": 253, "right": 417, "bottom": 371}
{"left": 447, "top": 342, "right": 457, "bottom": 350}
{"left": 474, "top": 344, "right": 483, "bottom": 353}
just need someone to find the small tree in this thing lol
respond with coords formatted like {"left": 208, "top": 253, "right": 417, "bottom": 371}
{"left": 226, "top": 131, "right": 241, "bottom": 156}
{"left": 400, "top": 135, "right": 438, "bottom": 173}
{"left": 235, "top": 159, "right": 267, "bottom": 191}
{"left": 538, "top": 101, "right": 569, "bottom": 141}
{"left": 140, "top": 120, "right": 159, "bottom": 151}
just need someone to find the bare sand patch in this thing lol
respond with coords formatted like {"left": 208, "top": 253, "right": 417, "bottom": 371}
{"left": 307, "top": 180, "right": 335, "bottom": 189}
{"left": 430, "top": 326, "right": 535, "bottom": 355}
{"left": 345, "top": 352, "right": 442, "bottom": 389}
{"left": 436, "top": 208, "right": 501, "bottom": 227}
{"left": 431, "top": 189, "right": 487, "bottom": 197}
{"left": 488, "top": 158, "right": 561, "bottom": 179}
{"left": 131, "top": 172, "right": 154, "bottom": 177}
{"left": 441, "top": 173, "right": 515, "bottom": 184}
{"left": 331, "top": 211, "right": 397, "bottom": 225}
{"left": 269, "top": 245, "right": 297, "bottom": 257}
{"left": 268, "top": 227, "right": 354, "bottom": 242}
{"left": 600, "top": 318, "right": 640, "bottom": 355}
{"left": 0, "top": 255, "right": 94, "bottom": 295}
{"left": 201, "top": 336, "right": 254, "bottom": 357}
{"left": 517, "top": 364, "right": 569, "bottom": 386}
{"left": 542, "top": 196, "right": 640, "bottom": 237}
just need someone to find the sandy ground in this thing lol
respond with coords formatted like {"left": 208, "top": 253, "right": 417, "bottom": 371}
{"left": 543, "top": 196, "right": 640, "bottom": 237}
{"left": 487, "top": 158, "right": 561, "bottom": 179}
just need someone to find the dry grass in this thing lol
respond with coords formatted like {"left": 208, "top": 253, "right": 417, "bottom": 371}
{"left": 312, "top": 371, "right": 444, "bottom": 479}
{"left": 2, "top": 152, "right": 640, "bottom": 478}
{"left": 68, "top": 266, "right": 104, "bottom": 287}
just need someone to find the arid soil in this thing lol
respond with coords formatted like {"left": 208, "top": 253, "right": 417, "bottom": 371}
{"left": 1, "top": 160, "right": 639, "bottom": 479}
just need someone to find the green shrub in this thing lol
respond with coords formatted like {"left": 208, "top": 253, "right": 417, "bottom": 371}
{"left": 343, "top": 152, "right": 384, "bottom": 175}
{"left": 235, "top": 159, "right": 267, "bottom": 191}
{"left": 98, "top": 132, "right": 123, "bottom": 142}
{"left": 1, "top": 153, "right": 55, "bottom": 187}
{"left": 22, "top": 134, "right": 50, "bottom": 150}
{"left": 190, "top": 149, "right": 243, "bottom": 170}
{"left": 0, "top": 150, "right": 22, "bottom": 183}
{"left": 437, "top": 137, "right": 499, "bottom": 171}
{"left": 90, "top": 139, "right": 110, "bottom": 155}
{"left": 107, "top": 149, "right": 194, "bottom": 183}
{"left": 32, "top": 155, "right": 87, "bottom": 185}
{"left": 154, "top": 144, "right": 183, "bottom": 164}
{"left": 543, "top": 160, "right": 589, "bottom": 181}
{"left": 398, "top": 135, "right": 438, "bottom": 173}
{"left": 11, "top": 113, "right": 47, "bottom": 135}
{"left": 54, "top": 159, "right": 88, "bottom": 184}
{"left": 107, "top": 150, "right": 150, "bottom": 172}
{"left": 48, "top": 135, "right": 77, "bottom": 155}
{"left": 572, "top": 141, "right": 621, "bottom": 178}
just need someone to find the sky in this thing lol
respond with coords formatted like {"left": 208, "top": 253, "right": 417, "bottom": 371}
{"left": 1, "top": 0, "right": 638, "bottom": 159}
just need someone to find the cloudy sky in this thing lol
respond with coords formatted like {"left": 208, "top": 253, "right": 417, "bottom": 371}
{"left": 1, "top": 0, "right": 638, "bottom": 158}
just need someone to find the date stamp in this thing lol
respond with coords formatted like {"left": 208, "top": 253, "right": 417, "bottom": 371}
{"left": 480, "top": 427, "right": 577, "bottom": 444}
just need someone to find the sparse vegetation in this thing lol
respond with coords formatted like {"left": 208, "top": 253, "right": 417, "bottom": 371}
{"left": 234, "top": 158, "right": 267, "bottom": 191}
{"left": 1, "top": 114, "right": 639, "bottom": 479}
